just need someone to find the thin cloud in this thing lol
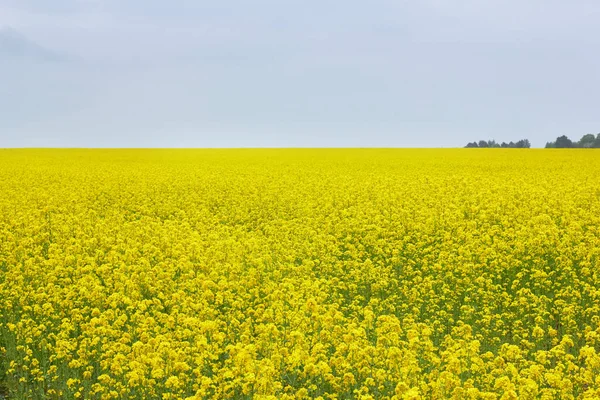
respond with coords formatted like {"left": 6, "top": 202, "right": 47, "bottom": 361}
{"left": 0, "top": 26, "right": 71, "bottom": 62}
{"left": 0, "top": 1, "right": 599, "bottom": 147}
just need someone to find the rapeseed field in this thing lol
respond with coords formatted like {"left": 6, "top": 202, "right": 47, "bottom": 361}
{"left": 1, "top": 149, "right": 599, "bottom": 399}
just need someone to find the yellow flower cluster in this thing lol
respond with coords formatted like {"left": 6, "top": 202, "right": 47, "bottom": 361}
{"left": 1, "top": 149, "right": 600, "bottom": 399}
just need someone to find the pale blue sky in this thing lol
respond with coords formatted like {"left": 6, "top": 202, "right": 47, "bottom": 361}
{"left": 1, "top": 0, "right": 599, "bottom": 147}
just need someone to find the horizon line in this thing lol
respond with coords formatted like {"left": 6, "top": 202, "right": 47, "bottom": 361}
{"left": 0, "top": 146, "right": 548, "bottom": 150}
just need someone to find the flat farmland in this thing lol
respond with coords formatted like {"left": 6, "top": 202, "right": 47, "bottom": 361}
{"left": 1, "top": 149, "right": 599, "bottom": 399}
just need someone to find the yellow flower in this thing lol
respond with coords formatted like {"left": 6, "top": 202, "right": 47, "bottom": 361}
{"left": 1, "top": 149, "right": 598, "bottom": 399}
{"left": 165, "top": 376, "right": 181, "bottom": 390}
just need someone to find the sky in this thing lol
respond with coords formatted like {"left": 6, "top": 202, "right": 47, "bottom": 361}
{"left": 1, "top": 0, "right": 599, "bottom": 148}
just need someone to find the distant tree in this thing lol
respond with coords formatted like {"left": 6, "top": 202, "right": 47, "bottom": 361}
{"left": 465, "top": 139, "right": 530, "bottom": 148}
{"left": 515, "top": 139, "right": 531, "bottom": 148}
{"left": 545, "top": 141, "right": 556, "bottom": 148}
{"left": 578, "top": 133, "right": 596, "bottom": 148}
{"left": 594, "top": 133, "right": 600, "bottom": 148}
{"left": 555, "top": 135, "right": 573, "bottom": 148}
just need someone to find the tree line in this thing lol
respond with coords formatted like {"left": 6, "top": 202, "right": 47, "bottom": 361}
{"left": 464, "top": 133, "right": 600, "bottom": 148}
{"left": 465, "top": 139, "right": 531, "bottom": 148}
{"left": 545, "top": 133, "right": 600, "bottom": 148}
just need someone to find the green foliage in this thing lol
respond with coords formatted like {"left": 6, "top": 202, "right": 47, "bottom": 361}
{"left": 465, "top": 139, "right": 530, "bottom": 148}
{"left": 546, "top": 133, "right": 600, "bottom": 148}
{"left": 578, "top": 134, "right": 596, "bottom": 148}
{"left": 593, "top": 133, "right": 600, "bottom": 148}
{"left": 468, "top": 132, "right": 600, "bottom": 149}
